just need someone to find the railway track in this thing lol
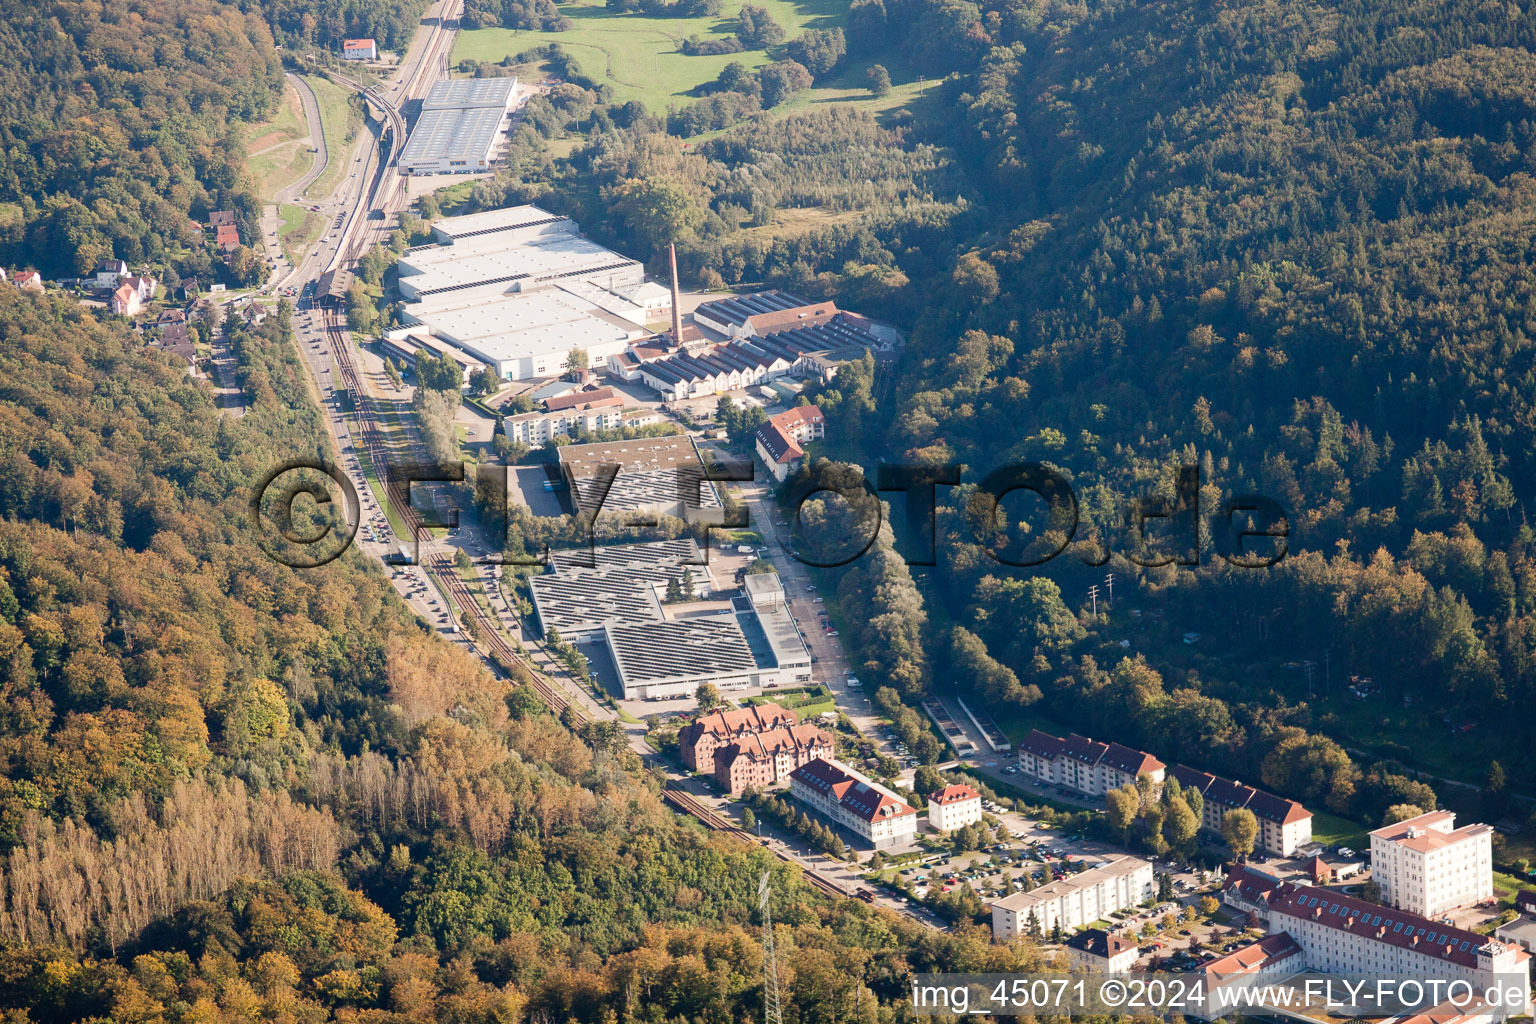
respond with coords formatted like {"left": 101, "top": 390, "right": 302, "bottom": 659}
{"left": 662, "top": 787, "right": 851, "bottom": 901}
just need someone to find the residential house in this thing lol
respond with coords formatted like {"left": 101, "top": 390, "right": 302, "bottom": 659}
{"left": 927, "top": 783, "right": 983, "bottom": 832}
{"left": 208, "top": 211, "right": 237, "bottom": 227}
{"left": 94, "top": 259, "right": 130, "bottom": 289}
{"left": 215, "top": 224, "right": 240, "bottom": 253}
{"left": 1016, "top": 730, "right": 1166, "bottom": 798}
{"left": 1065, "top": 929, "right": 1140, "bottom": 973}
{"left": 12, "top": 270, "right": 43, "bottom": 293}
{"left": 343, "top": 38, "right": 378, "bottom": 60}
{"left": 110, "top": 283, "right": 142, "bottom": 316}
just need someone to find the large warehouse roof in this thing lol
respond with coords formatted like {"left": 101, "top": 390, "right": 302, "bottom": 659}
{"left": 548, "top": 538, "right": 700, "bottom": 572}
{"left": 529, "top": 568, "right": 666, "bottom": 637}
{"left": 605, "top": 616, "right": 759, "bottom": 687}
{"left": 398, "top": 106, "right": 506, "bottom": 168}
{"left": 421, "top": 77, "right": 517, "bottom": 110}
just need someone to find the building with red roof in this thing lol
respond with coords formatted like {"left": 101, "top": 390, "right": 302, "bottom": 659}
{"left": 713, "top": 722, "right": 833, "bottom": 795}
{"left": 679, "top": 703, "right": 800, "bottom": 774}
{"left": 1215, "top": 871, "right": 1530, "bottom": 1015}
{"left": 1170, "top": 764, "right": 1313, "bottom": 856}
{"left": 789, "top": 757, "right": 917, "bottom": 849}
{"left": 343, "top": 38, "right": 377, "bottom": 60}
{"left": 927, "top": 783, "right": 982, "bottom": 831}
{"left": 1016, "top": 729, "right": 1166, "bottom": 797}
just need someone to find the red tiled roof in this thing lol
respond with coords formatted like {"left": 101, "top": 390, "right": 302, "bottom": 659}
{"left": 343, "top": 38, "right": 375, "bottom": 48}
{"left": 754, "top": 422, "right": 803, "bottom": 464}
{"left": 930, "top": 783, "right": 980, "bottom": 806}
{"left": 1269, "top": 883, "right": 1521, "bottom": 970}
{"left": 679, "top": 703, "right": 799, "bottom": 747}
{"left": 790, "top": 758, "right": 915, "bottom": 823}
{"left": 717, "top": 723, "right": 832, "bottom": 767}
{"left": 1202, "top": 934, "right": 1302, "bottom": 977}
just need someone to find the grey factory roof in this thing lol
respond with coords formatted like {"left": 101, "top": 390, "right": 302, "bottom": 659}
{"left": 605, "top": 615, "right": 759, "bottom": 685}
{"left": 399, "top": 106, "right": 505, "bottom": 167}
{"left": 548, "top": 538, "right": 700, "bottom": 572}
{"left": 421, "top": 77, "right": 517, "bottom": 111}
{"left": 695, "top": 290, "right": 811, "bottom": 327}
{"left": 529, "top": 568, "right": 665, "bottom": 636}
{"left": 558, "top": 436, "right": 722, "bottom": 514}
{"left": 641, "top": 315, "right": 876, "bottom": 386}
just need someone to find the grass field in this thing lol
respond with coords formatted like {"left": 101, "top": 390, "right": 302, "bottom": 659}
{"left": 245, "top": 80, "right": 317, "bottom": 202}
{"left": 305, "top": 74, "right": 360, "bottom": 202}
{"left": 453, "top": 0, "right": 936, "bottom": 126}
{"left": 1310, "top": 812, "right": 1369, "bottom": 851}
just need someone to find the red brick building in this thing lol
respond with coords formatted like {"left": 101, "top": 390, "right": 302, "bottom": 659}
{"left": 714, "top": 723, "right": 834, "bottom": 795}
{"left": 679, "top": 704, "right": 799, "bottom": 774}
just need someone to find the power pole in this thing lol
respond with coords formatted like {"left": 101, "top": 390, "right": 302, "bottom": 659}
{"left": 1104, "top": 572, "right": 1115, "bottom": 608}
{"left": 1087, "top": 584, "right": 1099, "bottom": 617}
{"left": 759, "top": 871, "right": 784, "bottom": 1024}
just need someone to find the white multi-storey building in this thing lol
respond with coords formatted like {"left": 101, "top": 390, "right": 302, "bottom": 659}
{"left": 1370, "top": 810, "right": 1493, "bottom": 918}
{"left": 1265, "top": 883, "right": 1528, "bottom": 1011}
{"left": 1017, "top": 730, "right": 1166, "bottom": 797}
{"left": 990, "top": 856, "right": 1154, "bottom": 940}
{"left": 1171, "top": 765, "right": 1314, "bottom": 857}
{"left": 927, "top": 783, "right": 983, "bottom": 832}
{"left": 789, "top": 758, "right": 918, "bottom": 849}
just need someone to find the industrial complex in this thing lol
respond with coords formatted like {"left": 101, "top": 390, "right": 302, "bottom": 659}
{"left": 392, "top": 206, "right": 670, "bottom": 380}
{"left": 525, "top": 538, "right": 813, "bottom": 702}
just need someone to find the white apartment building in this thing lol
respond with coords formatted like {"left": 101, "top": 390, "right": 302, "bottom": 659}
{"left": 990, "top": 856, "right": 1154, "bottom": 940}
{"left": 789, "top": 758, "right": 918, "bottom": 849}
{"left": 504, "top": 403, "right": 661, "bottom": 445}
{"left": 1265, "top": 883, "right": 1529, "bottom": 1012}
{"left": 927, "top": 783, "right": 983, "bottom": 832}
{"left": 1017, "top": 730, "right": 1166, "bottom": 797}
{"left": 1370, "top": 810, "right": 1493, "bottom": 918}
{"left": 1171, "top": 765, "right": 1314, "bottom": 857}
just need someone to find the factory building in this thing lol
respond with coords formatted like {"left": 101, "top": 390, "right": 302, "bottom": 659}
{"left": 394, "top": 206, "right": 668, "bottom": 380}
{"left": 398, "top": 78, "right": 518, "bottom": 175}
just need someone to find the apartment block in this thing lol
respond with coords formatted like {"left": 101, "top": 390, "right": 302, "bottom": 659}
{"left": 990, "top": 856, "right": 1154, "bottom": 939}
{"left": 927, "top": 783, "right": 983, "bottom": 832}
{"left": 1016, "top": 730, "right": 1166, "bottom": 797}
{"left": 789, "top": 758, "right": 918, "bottom": 849}
{"left": 1370, "top": 810, "right": 1493, "bottom": 918}
{"left": 679, "top": 704, "right": 799, "bottom": 775}
{"left": 713, "top": 723, "right": 833, "bottom": 795}
{"left": 1170, "top": 765, "right": 1313, "bottom": 857}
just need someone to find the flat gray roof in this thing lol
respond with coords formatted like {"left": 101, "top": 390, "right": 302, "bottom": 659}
{"left": 529, "top": 568, "right": 665, "bottom": 636}
{"left": 422, "top": 77, "right": 517, "bottom": 110}
{"left": 399, "top": 106, "right": 504, "bottom": 167}
{"left": 548, "top": 537, "right": 700, "bottom": 572}
{"left": 605, "top": 615, "right": 758, "bottom": 686}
